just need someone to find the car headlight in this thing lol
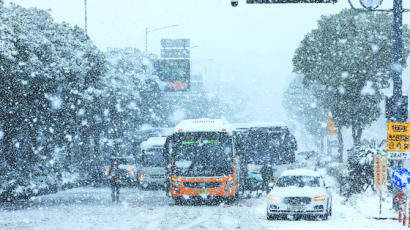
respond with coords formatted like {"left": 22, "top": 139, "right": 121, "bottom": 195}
{"left": 268, "top": 195, "right": 280, "bottom": 200}
{"left": 313, "top": 195, "right": 326, "bottom": 201}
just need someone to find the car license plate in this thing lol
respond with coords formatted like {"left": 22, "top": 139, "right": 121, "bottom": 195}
{"left": 288, "top": 205, "right": 305, "bottom": 211}
{"left": 196, "top": 190, "right": 208, "bottom": 196}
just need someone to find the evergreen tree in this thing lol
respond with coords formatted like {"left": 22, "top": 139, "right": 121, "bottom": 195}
{"left": 0, "top": 4, "right": 106, "bottom": 200}
{"left": 293, "top": 9, "right": 410, "bottom": 147}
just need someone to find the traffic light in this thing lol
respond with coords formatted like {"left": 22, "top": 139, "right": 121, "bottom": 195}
{"left": 386, "top": 95, "right": 408, "bottom": 121}
{"left": 246, "top": 0, "right": 337, "bottom": 3}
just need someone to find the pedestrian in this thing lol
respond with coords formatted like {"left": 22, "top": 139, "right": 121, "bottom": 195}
{"left": 260, "top": 162, "right": 273, "bottom": 193}
{"left": 108, "top": 160, "right": 121, "bottom": 203}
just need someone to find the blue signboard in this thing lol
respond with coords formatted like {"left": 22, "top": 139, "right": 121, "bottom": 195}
{"left": 392, "top": 168, "right": 410, "bottom": 188}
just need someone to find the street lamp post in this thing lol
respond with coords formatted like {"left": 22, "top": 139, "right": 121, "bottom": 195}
{"left": 145, "top": 24, "right": 179, "bottom": 53}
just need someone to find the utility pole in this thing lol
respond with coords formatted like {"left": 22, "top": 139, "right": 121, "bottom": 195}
{"left": 84, "top": 0, "right": 88, "bottom": 35}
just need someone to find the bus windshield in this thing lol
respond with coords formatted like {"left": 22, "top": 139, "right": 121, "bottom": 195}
{"left": 142, "top": 148, "right": 166, "bottom": 167}
{"left": 172, "top": 133, "right": 233, "bottom": 177}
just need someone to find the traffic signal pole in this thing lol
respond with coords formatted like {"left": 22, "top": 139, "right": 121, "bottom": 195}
{"left": 392, "top": 0, "right": 404, "bottom": 121}
{"left": 349, "top": 0, "right": 409, "bottom": 212}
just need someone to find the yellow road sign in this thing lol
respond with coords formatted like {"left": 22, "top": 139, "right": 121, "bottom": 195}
{"left": 387, "top": 122, "right": 410, "bottom": 159}
{"left": 328, "top": 116, "right": 337, "bottom": 135}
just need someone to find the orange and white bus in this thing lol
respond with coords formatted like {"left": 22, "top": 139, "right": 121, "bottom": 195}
{"left": 164, "top": 119, "right": 240, "bottom": 204}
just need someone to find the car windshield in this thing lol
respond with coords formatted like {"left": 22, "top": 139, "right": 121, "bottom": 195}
{"left": 276, "top": 175, "right": 321, "bottom": 188}
{"left": 142, "top": 148, "right": 166, "bottom": 167}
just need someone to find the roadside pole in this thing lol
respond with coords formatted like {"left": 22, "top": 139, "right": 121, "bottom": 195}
{"left": 374, "top": 155, "right": 388, "bottom": 216}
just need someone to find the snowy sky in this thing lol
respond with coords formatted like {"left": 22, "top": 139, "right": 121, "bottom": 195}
{"left": 4, "top": 0, "right": 410, "bottom": 124}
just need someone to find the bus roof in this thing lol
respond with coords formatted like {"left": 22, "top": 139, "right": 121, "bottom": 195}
{"left": 174, "top": 118, "right": 232, "bottom": 133}
{"left": 140, "top": 136, "right": 167, "bottom": 150}
{"left": 231, "top": 122, "right": 287, "bottom": 130}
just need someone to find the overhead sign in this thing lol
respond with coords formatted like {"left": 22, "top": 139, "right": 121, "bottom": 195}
{"left": 161, "top": 49, "right": 190, "bottom": 59}
{"left": 154, "top": 59, "right": 190, "bottom": 91}
{"left": 161, "top": 39, "right": 190, "bottom": 48}
{"left": 374, "top": 155, "right": 388, "bottom": 190}
{"left": 387, "top": 122, "right": 410, "bottom": 159}
{"left": 328, "top": 116, "right": 337, "bottom": 135}
{"left": 246, "top": 0, "right": 336, "bottom": 3}
{"left": 392, "top": 168, "right": 410, "bottom": 189}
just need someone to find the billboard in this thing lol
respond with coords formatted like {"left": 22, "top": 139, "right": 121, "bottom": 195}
{"left": 161, "top": 49, "right": 190, "bottom": 59}
{"left": 154, "top": 59, "right": 190, "bottom": 91}
{"left": 161, "top": 39, "right": 190, "bottom": 48}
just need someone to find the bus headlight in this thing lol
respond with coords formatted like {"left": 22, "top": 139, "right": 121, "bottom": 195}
{"left": 225, "top": 176, "right": 234, "bottom": 187}
{"left": 171, "top": 177, "right": 180, "bottom": 188}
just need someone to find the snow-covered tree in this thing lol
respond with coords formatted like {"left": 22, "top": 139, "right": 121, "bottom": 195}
{"left": 0, "top": 4, "right": 106, "bottom": 200}
{"left": 293, "top": 9, "right": 410, "bottom": 147}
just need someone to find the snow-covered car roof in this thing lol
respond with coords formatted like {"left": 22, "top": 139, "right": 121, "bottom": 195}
{"left": 140, "top": 136, "right": 167, "bottom": 150}
{"left": 280, "top": 168, "right": 321, "bottom": 177}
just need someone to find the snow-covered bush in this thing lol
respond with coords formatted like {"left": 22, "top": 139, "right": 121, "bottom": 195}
{"left": 338, "top": 140, "right": 388, "bottom": 198}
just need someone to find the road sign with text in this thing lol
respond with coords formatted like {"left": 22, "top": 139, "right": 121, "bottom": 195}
{"left": 374, "top": 155, "right": 388, "bottom": 190}
{"left": 154, "top": 59, "right": 190, "bottom": 91}
{"left": 387, "top": 122, "right": 410, "bottom": 159}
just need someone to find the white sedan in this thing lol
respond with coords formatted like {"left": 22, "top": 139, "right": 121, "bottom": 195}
{"left": 266, "top": 168, "right": 332, "bottom": 220}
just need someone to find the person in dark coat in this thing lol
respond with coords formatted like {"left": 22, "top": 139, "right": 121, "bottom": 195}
{"left": 108, "top": 161, "right": 121, "bottom": 203}
{"left": 260, "top": 162, "right": 273, "bottom": 193}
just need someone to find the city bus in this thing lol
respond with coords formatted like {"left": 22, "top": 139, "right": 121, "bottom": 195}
{"left": 232, "top": 123, "right": 297, "bottom": 192}
{"left": 163, "top": 119, "right": 240, "bottom": 204}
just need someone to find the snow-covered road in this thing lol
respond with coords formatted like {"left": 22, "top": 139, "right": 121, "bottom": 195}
{"left": 0, "top": 187, "right": 404, "bottom": 230}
